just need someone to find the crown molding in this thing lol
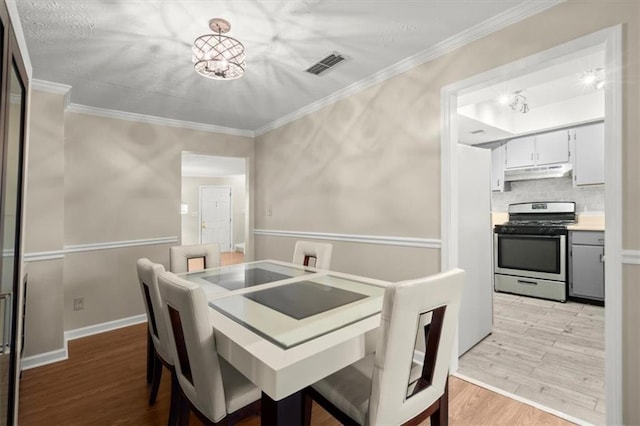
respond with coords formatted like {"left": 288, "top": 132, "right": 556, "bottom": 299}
{"left": 254, "top": 0, "right": 563, "bottom": 136}
{"left": 32, "top": 79, "right": 71, "bottom": 95}
{"left": 65, "top": 103, "right": 255, "bottom": 137}
{"left": 32, "top": 79, "right": 72, "bottom": 107}
{"left": 31, "top": 80, "right": 254, "bottom": 136}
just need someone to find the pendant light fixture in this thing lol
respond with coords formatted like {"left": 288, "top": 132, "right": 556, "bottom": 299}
{"left": 192, "top": 18, "right": 246, "bottom": 80}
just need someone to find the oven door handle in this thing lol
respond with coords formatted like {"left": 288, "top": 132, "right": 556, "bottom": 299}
{"left": 495, "top": 233, "right": 562, "bottom": 239}
{"left": 517, "top": 279, "right": 539, "bottom": 285}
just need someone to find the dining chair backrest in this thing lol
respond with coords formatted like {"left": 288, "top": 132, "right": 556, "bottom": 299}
{"left": 136, "top": 258, "right": 172, "bottom": 363}
{"left": 169, "top": 243, "right": 220, "bottom": 274}
{"left": 157, "top": 271, "right": 228, "bottom": 423}
{"left": 368, "top": 268, "right": 465, "bottom": 425}
{"left": 292, "top": 240, "right": 333, "bottom": 270}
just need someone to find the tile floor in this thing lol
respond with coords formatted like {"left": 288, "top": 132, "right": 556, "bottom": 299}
{"left": 458, "top": 292, "right": 605, "bottom": 425}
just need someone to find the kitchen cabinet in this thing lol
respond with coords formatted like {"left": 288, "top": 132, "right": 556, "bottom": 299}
{"left": 569, "top": 231, "right": 604, "bottom": 303}
{"left": 535, "top": 129, "right": 570, "bottom": 165}
{"left": 491, "top": 143, "right": 505, "bottom": 191}
{"left": 505, "top": 131, "right": 570, "bottom": 169}
{"left": 573, "top": 122, "right": 605, "bottom": 186}
{"left": 505, "top": 136, "right": 535, "bottom": 168}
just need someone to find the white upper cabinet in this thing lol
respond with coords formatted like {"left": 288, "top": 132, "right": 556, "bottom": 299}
{"left": 505, "top": 131, "right": 571, "bottom": 169}
{"left": 505, "top": 136, "right": 535, "bottom": 168}
{"left": 535, "top": 129, "right": 570, "bottom": 165}
{"left": 573, "top": 122, "right": 605, "bottom": 186}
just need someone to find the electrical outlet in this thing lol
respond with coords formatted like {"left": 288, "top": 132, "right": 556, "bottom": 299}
{"left": 73, "top": 297, "right": 84, "bottom": 311}
{"left": 267, "top": 206, "right": 273, "bottom": 216}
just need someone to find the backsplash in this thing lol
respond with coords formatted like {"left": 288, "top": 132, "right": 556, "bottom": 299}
{"left": 492, "top": 176, "right": 605, "bottom": 213}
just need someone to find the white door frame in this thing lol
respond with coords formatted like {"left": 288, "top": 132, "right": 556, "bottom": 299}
{"left": 199, "top": 185, "right": 233, "bottom": 251}
{"left": 440, "top": 26, "right": 622, "bottom": 424}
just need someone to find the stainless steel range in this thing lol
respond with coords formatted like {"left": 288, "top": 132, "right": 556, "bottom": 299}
{"left": 494, "top": 201, "right": 576, "bottom": 302}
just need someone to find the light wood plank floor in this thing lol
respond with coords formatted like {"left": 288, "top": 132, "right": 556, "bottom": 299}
{"left": 18, "top": 323, "right": 572, "bottom": 425}
{"left": 458, "top": 292, "right": 605, "bottom": 425}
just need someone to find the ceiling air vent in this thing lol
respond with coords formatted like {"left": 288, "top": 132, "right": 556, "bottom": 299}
{"left": 305, "top": 52, "right": 347, "bottom": 76}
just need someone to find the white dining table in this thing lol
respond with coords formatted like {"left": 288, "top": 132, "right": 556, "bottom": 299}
{"left": 179, "top": 260, "right": 389, "bottom": 425}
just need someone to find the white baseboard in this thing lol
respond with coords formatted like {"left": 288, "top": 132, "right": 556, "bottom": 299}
{"left": 21, "top": 314, "right": 147, "bottom": 370}
{"left": 65, "top": 314, "right": 147, "bottom": 341}
{"left": 21, "top": 344, "right": 68, "bottom": 370}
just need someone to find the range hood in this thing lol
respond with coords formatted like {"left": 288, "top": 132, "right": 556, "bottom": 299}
{"left": 504, "top": 163, "right": 572, "bottom": 182}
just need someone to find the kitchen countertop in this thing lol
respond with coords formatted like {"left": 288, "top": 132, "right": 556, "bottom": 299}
{"left": 567, "top": 214, "right": 605, "bottom": 231}
{"left": 492, "top": 212, "right": 508, "bottom": 227}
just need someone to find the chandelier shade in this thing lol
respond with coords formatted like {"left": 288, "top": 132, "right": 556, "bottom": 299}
{"left": 192, "top": 18, "right": 246, "bottom": 80}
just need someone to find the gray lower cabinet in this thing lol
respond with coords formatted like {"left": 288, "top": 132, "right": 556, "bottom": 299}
{"left": 569, "top": 231, "right": 605, "bottom": 302}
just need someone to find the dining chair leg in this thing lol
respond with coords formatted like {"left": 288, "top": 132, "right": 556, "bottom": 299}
{"left": 177, "top": 392, "right": 191, "bottom": 426}
{"left": 146, "top": 327, "right": 154, "bottom": 384}
{"left": 168, "top": 370, "right": 179, "bottom": 426}
{"left": 431, "top": 379, "right": 449, "bottom": 426}
{"left": 149, "top": 353, "right": 163, "bottom": 405}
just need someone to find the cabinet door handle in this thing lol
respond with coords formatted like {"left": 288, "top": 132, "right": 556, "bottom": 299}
{"left": 600, "top": 254, "right": 605, "bottom": 263}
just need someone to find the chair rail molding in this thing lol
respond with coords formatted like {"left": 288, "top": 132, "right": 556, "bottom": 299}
{"left": 253, "top": 229, "right": 441, "bottom": 249}
{"left": 23, "top": 236, "right": 179, "bottom": 262}
{"left": 622, "top": 250, "right": 640, "bottom": 265}
{"left": 64, "top": 236, "right": 178, "bottom": 254}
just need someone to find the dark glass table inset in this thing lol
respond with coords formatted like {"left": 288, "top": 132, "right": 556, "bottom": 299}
{"left": 209, "top": 274, "right": 386, "bottom": 349}
{"left": 244, "top": 281, "right": 367, "bottom": 320}
{"left": 180, "top": 261, "right": 313, "bottom": 298}
{"left": 202, "top": 268, "right": 294, "bottom": 291}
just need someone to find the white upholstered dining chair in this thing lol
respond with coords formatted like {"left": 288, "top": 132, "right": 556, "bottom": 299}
{"left": 136, "top": 258, "right": 179, "bottom": 425}
{"left": 169, "top": 243, "right": 220, "bottom": 273}
{"left": 292, "top": 240, "right": 333, "bottom": 269}
{"left": 157, "top": 271, "right": 261, "bottom": 425}
{"left": 304, "top": 268, "right": 465, "bottom": 426}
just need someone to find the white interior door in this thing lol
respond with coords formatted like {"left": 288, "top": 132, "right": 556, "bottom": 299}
{"left": 457, "top": 144, "right": 493, "bottom": 355}
{"left": 200, "top": 186, "right": 232, "bottom": 252}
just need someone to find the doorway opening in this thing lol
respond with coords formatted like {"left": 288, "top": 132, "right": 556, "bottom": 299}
{"left": 441, "top": 26, "right": 621, "bottom": 425}
{"left": 181, "top": 153, "right": 247, "bottom": 266}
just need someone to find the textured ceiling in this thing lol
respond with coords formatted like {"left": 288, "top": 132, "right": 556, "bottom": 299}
{"left": 17, "top": 0, "right": 537, "bottom": 132}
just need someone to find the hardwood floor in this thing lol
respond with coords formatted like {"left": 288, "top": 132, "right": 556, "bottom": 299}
{"left": 18, "top": 323, "right": 572, "bottom": 425}
{"left": 458, "top": 292, "right": 604, "bottom": 425}
{"left": 221, "top": 251, "right": 245, "bottom": 266}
